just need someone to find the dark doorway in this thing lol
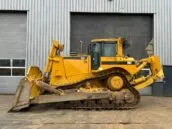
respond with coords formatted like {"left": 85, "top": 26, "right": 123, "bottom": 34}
{"left": 70, "top": 13, "right": 153, "bottom": 59}
{"left": 163, "top": 66, "right": 172, "bottom": 96}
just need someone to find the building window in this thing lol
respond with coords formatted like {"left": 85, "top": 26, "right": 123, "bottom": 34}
{"left": 12, "top": 59, "right": 25, "bottom": 67}
{"left": 0, "top": 68, "right": 11, "bottom": 76}
{"left": 0, "top": 59, "right": 25, "bottom": 76}
{"left": 0, "top": 59, "right": 11, "bottom": 67}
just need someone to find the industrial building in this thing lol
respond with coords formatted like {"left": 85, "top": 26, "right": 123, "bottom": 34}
{"left": 0, "top": 0, "right": 171, "bottom": 96}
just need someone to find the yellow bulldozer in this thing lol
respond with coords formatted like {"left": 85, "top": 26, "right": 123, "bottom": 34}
{"left": 9, "top": 37, "right": 164, "bottom": 111}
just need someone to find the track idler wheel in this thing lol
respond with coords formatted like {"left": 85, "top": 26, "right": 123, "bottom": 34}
{"left": 107, "top": 74, "right": 124, "bottom": 91}
{"left": 124, "top": 89, "right": 135, "bottom": 104}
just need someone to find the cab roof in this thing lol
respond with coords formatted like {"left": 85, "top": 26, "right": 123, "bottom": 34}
{"left": 91, "top": 37, "right": 122, "bottom": 43}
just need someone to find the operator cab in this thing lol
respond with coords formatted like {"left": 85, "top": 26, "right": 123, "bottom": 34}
{"left": 89, "top": 38, "right": 120, "bottom": 70}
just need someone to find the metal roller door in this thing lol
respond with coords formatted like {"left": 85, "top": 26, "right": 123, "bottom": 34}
{"left": 71, "top": 13, "right": 153, "bottom": 95}
{"left": 0, "top": 12, "right": 26, "bottom": 94}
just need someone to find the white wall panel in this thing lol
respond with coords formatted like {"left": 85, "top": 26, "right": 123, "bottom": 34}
{"left": 0, "top": 0, "right": 171, "bottom": 70}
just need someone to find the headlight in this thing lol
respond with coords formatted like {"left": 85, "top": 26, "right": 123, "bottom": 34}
{"left": 127, "top": 61, "right": 132, "bottom": 64}
{"left": 99, "top": 67, "right": 103, "bottom": 70}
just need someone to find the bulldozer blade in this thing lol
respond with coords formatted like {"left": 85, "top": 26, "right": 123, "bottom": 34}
{"left": 8, "top": 78, "right": 30, "bottom": 112}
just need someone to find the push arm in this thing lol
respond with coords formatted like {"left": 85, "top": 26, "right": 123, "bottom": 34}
{"left": 44, "top": 40, "right": 64, "bottom": 75}
{"left": 132, "top": 56, "right": 164, "bottom": 90}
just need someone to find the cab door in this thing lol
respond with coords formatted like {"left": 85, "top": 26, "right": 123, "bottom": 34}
{"left": 88, "top": 43, "right": 101, "bottom": 70}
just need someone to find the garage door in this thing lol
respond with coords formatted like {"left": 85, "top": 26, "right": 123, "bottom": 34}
{"left": 71, "top": 13, "right": 153, "bottom": 95}
{"left": 0, "top": 12, "right": 26, "bottom": 94}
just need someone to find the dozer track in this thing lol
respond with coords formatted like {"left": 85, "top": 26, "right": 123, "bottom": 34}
{"left": 9, "top": 70, "right": 140, "bottom": 112}
{"left": 52, "top": 87, "right": 140, "bottom": 110}
{"left": 52, "top": 71, "right": 140, "bottom": 110}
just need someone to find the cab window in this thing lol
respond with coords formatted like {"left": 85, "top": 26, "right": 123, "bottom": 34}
{"left": 102, "top": 43, "right": 116, "bottom": 57}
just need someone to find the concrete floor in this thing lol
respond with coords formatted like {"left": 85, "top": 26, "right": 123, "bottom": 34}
{"left": 0, "top": 95, "right": 172, "bottom": 129}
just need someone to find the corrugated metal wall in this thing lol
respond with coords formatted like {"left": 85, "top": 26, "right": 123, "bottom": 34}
{"left": 0, "top": 0, "right": 171, "bottom": 70}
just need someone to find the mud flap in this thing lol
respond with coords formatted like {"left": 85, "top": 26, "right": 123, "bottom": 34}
{"left": 8, "top": 78, "right": 30, "bottom": 112}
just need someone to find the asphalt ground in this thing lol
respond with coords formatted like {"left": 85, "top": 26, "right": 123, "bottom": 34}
{"left": 0, "top": 95, "right": 172, "bottom": 129}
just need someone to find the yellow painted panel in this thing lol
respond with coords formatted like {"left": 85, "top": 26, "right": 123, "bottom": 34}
{"left": 50, "top": 56, "right": 69, "bottom": 86}
{"left": 63, "top": 56, "right": 90, "bottom": 77}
